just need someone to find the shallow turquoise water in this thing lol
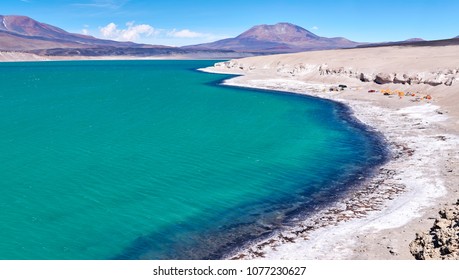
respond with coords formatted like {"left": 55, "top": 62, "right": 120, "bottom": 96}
{"left": 0, "top": 60, "right": 384, "bottom": 259}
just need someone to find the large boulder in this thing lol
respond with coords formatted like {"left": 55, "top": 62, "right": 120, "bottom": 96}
{"left": 445, "top": 77, "right": 455, "bottom": 86}
{"left": 359, "top": 72, "right": 373, "bottom": 82}
{"left": 319, "top": 64, "right": 328, "bottom": 75}
{"left": 393, "top": 73, "right": 409, "bottom": 84}
{"left": 423, "top": 73, "right": 444, "bottom": 86}
{"left": 407, "top": 74, "right": 423, "bottom": 85}
{"left": 374, "top": 73, "right": 394, "bottom": 84}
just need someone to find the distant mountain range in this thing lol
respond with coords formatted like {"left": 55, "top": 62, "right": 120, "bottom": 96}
{"left": 404, "top": 38, "right": 425, "bottom": 42}
{"left": 0, "top": 15, "right": 148, "bottom": 50}
{"left": 0, "top": 15, "right": 242, "bottom": 58}
{"left": 185, "top": 23, "right": 360, "bottom": 53}
{"left": 0, "top": 15, "right": 457, "bottom": 57}
{"left": 357, "top": 37, "right": 459, "bottom": 49}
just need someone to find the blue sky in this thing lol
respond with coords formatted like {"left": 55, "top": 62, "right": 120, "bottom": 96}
{"left": 2, "top": 0, "right": 458, "bottom": 46}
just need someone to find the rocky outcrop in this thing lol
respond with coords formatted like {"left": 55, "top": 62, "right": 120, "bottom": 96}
{"left": 393, "top": 73, "right": 409, "bottom": 84}
{"left": 409, "top": 200, "right": 459, "bottom": 260}
{"left": 423, "top": 73, "right": 444, "bottom": 86}
{"left": 318, "top": 67, "right": 458, "bottom": 86}
{"left": 359, "top": 72, "right": 373, "bottom": 82}
{"left": 374, "top": 73, "right": 394, "bottom": 84}
{"left": 214, "top": 61, "right": 458, "bottom": 87}
{"left": 445, "top": 77, "right": 455, "bottom": 86}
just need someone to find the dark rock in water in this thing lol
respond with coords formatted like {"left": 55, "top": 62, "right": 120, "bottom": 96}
{"left": 409, "top": 200, "right": 459, "bottom": 260}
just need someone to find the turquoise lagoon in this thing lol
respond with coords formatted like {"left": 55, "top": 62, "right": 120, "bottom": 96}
{"left": 0, "top": 60, "right": 385, "bottom": 259}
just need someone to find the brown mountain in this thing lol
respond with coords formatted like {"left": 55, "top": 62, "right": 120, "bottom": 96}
{"left": 405, "top": 38, "right": 425, "bottom": 42}
{"left": 0, "top": 15, "right": 246, "bottom": 58}
{"left": 0, "top": 15, "right": 152, "bottom": 51}
{"left": 357, "top": 37, "right": 459, "bottom": 49}
{"left": 184, "top": 23, "right": 360, "bottom": 53}
{"left": 3, "top": 15, "right": 452, "bottom": 58}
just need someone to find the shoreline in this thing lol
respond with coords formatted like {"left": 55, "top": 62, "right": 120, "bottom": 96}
{"left": 0, "top": 51, "right": 242, "bottom": 63}
{"left": 200, "top": 48, "right": 459, "bottom": 259}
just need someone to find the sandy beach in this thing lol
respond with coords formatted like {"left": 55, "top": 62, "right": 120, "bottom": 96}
{"left": 201, "top": 45, "right": 459, "bottom": 259}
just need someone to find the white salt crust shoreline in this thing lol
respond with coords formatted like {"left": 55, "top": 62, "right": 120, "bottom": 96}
{"left": 200, "top": 68, "right": 459, "bottom": 259}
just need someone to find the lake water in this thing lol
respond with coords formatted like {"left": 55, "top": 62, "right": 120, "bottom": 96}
{"left": 0, "top": 60, "right": 385, "bottom": 259}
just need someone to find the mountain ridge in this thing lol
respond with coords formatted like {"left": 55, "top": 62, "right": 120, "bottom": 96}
{"left": 0, "top": 15, "right": 160, "bottom": 51}
{"left": 184, "top": 22, "right": 360, "bottom": 53}
{"left": 0, "top": 15, "right": 456, "bottom": 57}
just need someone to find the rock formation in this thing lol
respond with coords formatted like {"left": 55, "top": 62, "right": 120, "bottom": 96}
{"left": 214, "top": 61, "right": 458, "bottom": 87}
{"left": 409, "top": 200, "right": 459, "bottom": 260}
{"left": 374, "top": 73, "right": 394, "bottom": 84}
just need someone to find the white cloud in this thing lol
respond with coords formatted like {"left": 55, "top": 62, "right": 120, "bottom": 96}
{"left": 99, "top": 22, "right": 157, "bottom": 42}
{"left": 121, "top": 22, "right": 156, "bottom": 41}
{"left": 97, "top": 21, "right": 228, "bottom": 45}
{"left": 100, "top": 23, "right": 118, "bottom": 37}
{"left": 81, "top": 29, "right": 90, "bottom": 35}
{"left": 167, "top": 29, "right": 228, "bottom": 44}
{"left": 311, "top": 26, "right": 319, "bottom": 30}
{"left": 168, "top": 29, "right": 205, "bottom": 38}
